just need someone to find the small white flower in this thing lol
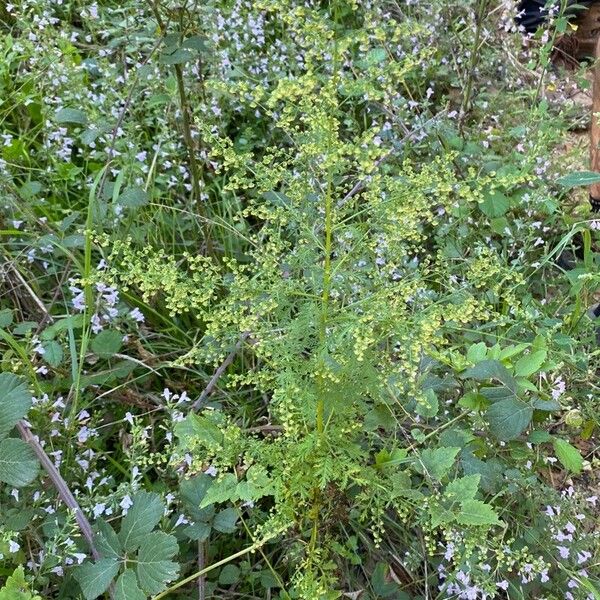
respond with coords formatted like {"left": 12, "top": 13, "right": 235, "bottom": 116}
{"left": 8, "top": 540, "right": 20, "bottom": 553}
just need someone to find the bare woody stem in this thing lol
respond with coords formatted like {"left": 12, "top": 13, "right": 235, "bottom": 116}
{"left": 590, "top": 37, "right": 600, "bottom": 206}
{"left": 16, "top": 421, "right": 101, "bottom": 562}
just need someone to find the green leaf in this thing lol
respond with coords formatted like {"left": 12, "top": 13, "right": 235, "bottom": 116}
{"left": 56, "top": 107, "right": 88, "bottom": 125}
{"left": 136, "top": 532, "right": 179, "bottom": 595}
{"left": 532, "top": 398, "right": 561, "bottom": 411}
{"left": 213, "top": 507, "right": 238, "bottom": 533}
{"left": 218, "top": 564, "right": 240, "bottom": 585}
{"left": 466, "top": 342, "right": 487, "bottom": 363}
{"left": 479, "top": 190, "right": 509, "bottom": 218}
{"left": 183, "top": 521, "right": 211, "bottom": 541}
{"left": 95, "top": 520, "right": 122, "bottom": 559}
{"left": 486, "top": 398, "right": 533, "bottom": 441}
{"left": 556, "top": 170, "right": 600, "bottom": 189}
{"left": 42, "top": 341, "right": 63, "bottom": 367}
{"left": 444, "top": 474, "right": 480, "bottom": 502}
{"left": 180, "top": 474, "right": 214, "bottom": 521}
{"left": 552, "top": 439, "right": 583, "bottom": 473}
{"left": 457, "top": 499, "right": 501, "bottom": 526}
{"left": 0, "top": 373, "right": 31, "bottom": 440}
{"left": 74, "top": 558, "right": 119, "bottom": 600}
{"left": 0, "top": 308, "right": 14, "bottom": 328}
{"left": 91, "top": 330, "right": 123, "bottom": 358}
{"left": 514, "top": 350, "right": 546, "bottom": 377}
{"left": 117, "top": 186, "right": 149, "bottom": 209}
{"left": 429, "top": 503, "right": 455, "bottom": 528}
{"left": 461, "top": 360, "right": 517, "bottom": 394}
{"left": 200, "top": 473, "right": 238, "bottom": 508}
{"left": 416, "top": 447, "right": 460, "bottom": 481}
{"left": 159, "top": 48, "right": 195, "bottom": 65}
{"left": 0, "top": 566, "right": 41, "bottom": 600}
{"left": 114, "top": 570, "right": 145, "bottom": 600}
{"left": 415, "top": 388, "right": 438, "bottom": 418}
{"left": 0, "top": 438, "right": 39, "bottom": 487}
{"left": 118, "top": 491, "right": 164, "bottom": 552}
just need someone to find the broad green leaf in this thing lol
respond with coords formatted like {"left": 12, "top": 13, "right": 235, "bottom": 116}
{"left": 0, "top": 308, "right": 13, "bottom": 328}
{"left": 118, "top": 491, "right": 164, "bottom": 552}
{"left": 415, "top": 388, "right": 438, "bottom": 418}
{"left": 74, "top": 558, "right": 119, "bottom": 600}
{"left": 557, "top": 170, "right": 600, "bottom": 189}
{"left": 91, "top": 330, "right": 123, "bottom": 358}
{"left": 95, "top": 519, "right": 122, "bottom": 559}
{"left": 466, "top": 342, "right": 487, "bottom": 363}
{"left": 429, "top": 503, "right": 455, "bottom": 528}
{"left": 56, "top": 107, "right": 88, "bottom": 125}
{"left": 218, "top": 564, "right": 240, "bottom": 585}
{"left": 479, "top": 190, "right": 509, "bottom": 218}
{"left": 532, "top": 398, "right": 561, "bottom": 411}
{"left": 136, "top": 532, "right": 179, "bottom": 594}
{"left": 183, "top": 521, "right": 211, "bottom": 541}
{"left": 514, "top": 350, "right": 546, "bottom": 377}
{"left": 416, "top": 447, "right": 460, "bottom": 481}
{"left": 461, "top": 360, "right": 517, "bottom": 394}
{"left": 114, "top": 570, "right": 145, "bottom": 600}
{"left": 213, "top": 507, "right": 238, "bottom": 533}
{"left": 0, "top": 566, "right": 41, "bottom": 600}
{"left": 444, "top": 474, "right": 480, "bottom": 502}
{"left": 0, "top": 438, "right": 39, "bottom": 487}
{"left": 200, "top": 473, "right": 238, "bottom": 508}
{"left": 118, "top": 186, "right": 148, "bottom": 209}
{"left": 0, "top": 373, "right": 31, "bottom": 440}
{"left": 180, "top": 474, "right": 215, "bottom": 521}
{"left": 460, "top": 453, "right": 504, "bottom": 494}
{"left": 42, "top": 341, "right": 63, "bottom": 367}
{"left": 486, "top": 398, "right": 532, "bottom": 441}
{"left": 182, "top": 413, "right": 223, "bottom": 446}
{"left": 552, "top": 439, "right": 583, "bottom": 473}
{"left": 457, "top": 499, "right": 501, "bottom": 526}
{"left": 458, "top": 391, "right": 488, "bottom": 411}
{"left": 182, "top": 35, "right": 207, "bottom": 51}
{"left": 159, "top": 48, "right": 195, "bottom": 65}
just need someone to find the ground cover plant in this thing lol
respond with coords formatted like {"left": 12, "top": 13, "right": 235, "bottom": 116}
{"left": 0, "top": 0, "right": 599, "bottom": 598}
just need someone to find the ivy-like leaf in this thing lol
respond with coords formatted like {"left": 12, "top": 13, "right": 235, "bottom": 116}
{"left": 118, "top": 491, "right": 164, "bottom": 552}
{"left": 74, "top": 558, "right": 119, "bottom": 600}
{"left": 136, "top": 532, "right": 179, "bottom": 595}
{"left": 457, "top": 500, "right": 501, "bottom": 526}
{"left": 114, "top": 569, "right": 145, "bottom": 600}
{"left": 0, "top": 373, "right": 31, "bottom": 440}
{"left": 0, "top": 438, "right": 39, "bottom": 487}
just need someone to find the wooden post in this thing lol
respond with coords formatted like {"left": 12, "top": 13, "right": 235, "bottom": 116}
{"left": 590, "top": 36, "right": 600, "bottom": 211}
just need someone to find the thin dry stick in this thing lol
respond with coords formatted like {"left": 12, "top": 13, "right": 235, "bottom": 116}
{"left": 192, "top": 332, "right": 250, "bottom": 411}
{"left": 197, "top": 541, "right": 206, "bottom": 600}
{"left": 16, "top": 421, "right": 100, "bottom": 562}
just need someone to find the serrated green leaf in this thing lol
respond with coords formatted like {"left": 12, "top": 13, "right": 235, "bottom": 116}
{"left": 429, "top": 503, "right": 455, "bottom": 528}
{"left": 74, "top": 558, "right": 119, "bottom": 600}
{"left": 479, "top": 190, "right": 509, "bottom": 218}
{"left": 416, "top": 447, "right": 460, "bottom": 481}
{"left": 457, "top": 499, "right": 501, "bottom": 526}
{"left": 159, "top": 48, "right": 195, "bottom": 65}
{"left": 466, "top": 342, "right": 487, "bottom": 363}
{"left": 136, "top": 532, "right": 179, "bottom": 594}
{"left": 91, "top": 330, "right": 123, "bottom": 358}
{"left": 0, "top": 373, "right": 31, "bottom": 440}
{"left": 114, "top": 569, "right": 145, "bottom": 600}
{"left": 56, "top": 107, "right": 87, "bottom": 125}
{"left": 444, "top": 474, "right": 480, "bottom": 502}
{"left": 514, "top": 350, "right": 546, "bottom": 377}
{"left": 180, "top": 474, "right": 215, "bottom": 522}
{"left": 218, "top": 564, "right": 240, "bottom": 585}
{"left": 118, "top": 491, "right": 164, "bottom": 552}
{"left": 183, "top": 521, "right": 211, "bottom": 541}
{"left": 557, "top": 170, "right": 600, "bottom": 189}
{"left": 486, "top": 398, "right": 532, "bottom": 441}
{"left": 95, "top": 519, "right": 122, "bottom": 559}
{"left": 552, "top": 439, "right": 583, "bottom": 473}
{"left": 117, "top": 186, "right": 148, "bottom": 209}
{"left": 42, "top": 340, "right": 63, "bottom": 367}
{"left": 200, "top": 473, "right": 238, "bottom": 508}
{"left": 461, "top": 360, "right": 517, "bottom": 394}
{"left": 213, "top": 507, "right": 238, "bottom": 533}
{"left": 0, "top": 438, "right": 39, "bottom": 487}
{"left": 0, "top": 566, "right": 41, "bottom": 600}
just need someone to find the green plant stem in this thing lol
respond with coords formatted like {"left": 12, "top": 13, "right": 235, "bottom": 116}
{"left": 152, "top": 542, "right": 261, "bottom": 599}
